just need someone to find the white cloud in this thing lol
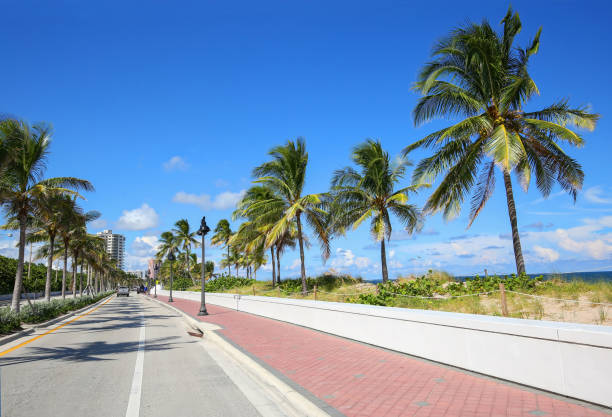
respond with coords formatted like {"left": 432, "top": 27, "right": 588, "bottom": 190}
{"left": 125, "top": 235, "right": 161, "bottom": 270}
{"left": 529, "top": 216, "right": 612, "bottom": 261}
{"left": 287, "top": 259, "right": 301, "bottom": 270}
{"left": 0, "top": 238, "right": 19, "bottom": 259}
{"left": 389, "top": 259, "right": 404, "bottom": 269}
{"left": 389, "top": 249, "right": 396, "bottom": 259}
{"left": 89, "top": 218, "right": 107, "bottom": 230}
{"left": 116, "top": 204, "right": 159, "bottom": 230}
{"left": 532, "top": 246, "right": 560, "bottom": 262}
{"left": 395, "top": 235, "right": 512, "bottom": 270}
{"left": 355, "top": 257, "right": 371, "bottom": 268}
{"left": 331, "top": 248, "right": 372, "bottom": 270}
{"left": 584, "top": 186, "right": 612, "bottom": 204}
{"left": 163, "top": 156, "right": 189, "bottom": 172}
{"left": 131, "top": 235, "right": 160, "bottom": 257}
{"left": 389, "top": 215, "right": 612, "bottom": 273}
{"left": 173, "top": 190, "right": 246, "bottom": 210}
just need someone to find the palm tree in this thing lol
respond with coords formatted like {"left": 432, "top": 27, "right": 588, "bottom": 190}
{"left": 253, "top": 138, "right": 329, "bottom": 294}
{"left": 32, "top": 191, "right": 66, "bottom": 301}
{"left": 233, "top": 193, "right": 299, "bottom": 285}
{"left": 0, "top": 120, "right": 93, "bottom": 311}
{"left": 79, "top": 234, "right": 105, "bottom": 295}
{"left": 56, "top": 197, "right": 84, "bottom": 299}
{"left": 233, "top": 186, "right": 280, "bottom": 284}
{"left": 172, "top": 219, "right": 199, "bottom": 285}
{"left": 403, "top": 8, "right": 599, "bottom": 274}
{"left": 331, "top": 140, "right": 423, "bottom": 282}
{"left": 156, "top": 231, "right": 178, "bottom": 283}
{"left": 211, "top": 219, "right": 233, "bottom": 276}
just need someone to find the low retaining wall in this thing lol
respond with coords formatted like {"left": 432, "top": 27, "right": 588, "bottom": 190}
{"left": 0, "top": 290, "right": 73, "bottom": 301}
{"left": 160, "top": 289, "right": 612, "bottom": 407}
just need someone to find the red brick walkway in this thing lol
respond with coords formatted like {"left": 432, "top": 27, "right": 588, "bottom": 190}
{"left": 153, "top": 295, "right": 610, "bottom": 417}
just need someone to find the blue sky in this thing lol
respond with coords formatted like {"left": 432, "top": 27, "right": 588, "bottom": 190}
{"left": 1, "top": 0, "right": 611, "bottom": 278}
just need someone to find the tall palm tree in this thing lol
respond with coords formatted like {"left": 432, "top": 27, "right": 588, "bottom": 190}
{"left": 253, "top": 138, "right": 329, "bottom": 294}
{"left": 233, "top": 185, "right": 299, "bottom": 285}
{"left": 156, "top": 231, "right": 178, "bottom": 279}
{"left": 0, "top": 120, "right": 93, "bottom": 311}
{"left": 56, "top": 197, "right": 84, "bottom": 299}
{"left": 331, "top": 140, "right": 423, "bottom": 282}
{"left": 403, "top": 8, "right": 599, "bottom": 274}
{"left": 172, "top": 219, "right": 199, "bottom": 285}
{"left": 32, "top": 191, "right": 66, "bottom": 301}
{"left": 233, "top": 186, "right": 280, "bottom": 284}
{"left": 79, "top": 234, "right": 105, "bottom": 295}
{"left": 211, "top": 219, "right": 233, "bottom": 276}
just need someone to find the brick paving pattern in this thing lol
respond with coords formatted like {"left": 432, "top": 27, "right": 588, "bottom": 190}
{"left": 153, "top": 295, "right": 611, "bottom": 417}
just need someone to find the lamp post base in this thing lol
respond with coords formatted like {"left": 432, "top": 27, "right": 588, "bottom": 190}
{"left": 168, "top": 297, "right": 174, "bottom": 303}
{"left": 197, "top": 307, "right": 208, "bottom": 316}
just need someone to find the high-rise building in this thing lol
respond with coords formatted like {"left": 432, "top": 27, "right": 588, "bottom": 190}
{"left": 96, "top": 229, "right": 126, "bottom": 270}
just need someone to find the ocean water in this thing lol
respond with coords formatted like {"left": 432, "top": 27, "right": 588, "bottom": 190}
{"left": 367, "top": 271, "right": 612, "bottom": 284}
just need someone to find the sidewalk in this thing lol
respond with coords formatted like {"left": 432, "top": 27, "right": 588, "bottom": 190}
{"left": 154, "top": 295, "right": 610, "bottom": 417}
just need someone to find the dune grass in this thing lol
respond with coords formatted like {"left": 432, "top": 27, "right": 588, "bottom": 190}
{"left": 183, "top": 272, "right": 612, "bottom": 325}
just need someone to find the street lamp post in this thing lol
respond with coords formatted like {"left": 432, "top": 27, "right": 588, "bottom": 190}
{"left": 167, "top": 251, "right": 175, "bottom": 303}
{"left": 196, "top": 216, "right": 211, "bottom": 316}
{"left": 145, "top": 270, "right": 150, "bottom": 295}
{"left": 154, "top": 263, "right": 159, "bottom": 298}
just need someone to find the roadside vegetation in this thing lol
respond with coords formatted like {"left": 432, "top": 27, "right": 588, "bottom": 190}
{"left": 181, "top": 272, "right": 612, "bottom": 326}
{"left": 0, "top": 291, "right": 114, "bottom": 335}
{"left": 0, "top": 118, "right": 131, "bottom": 314}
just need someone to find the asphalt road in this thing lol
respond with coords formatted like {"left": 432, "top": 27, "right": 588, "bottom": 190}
{"left": 0, "top": 295, "right": 277, "bottom": 417}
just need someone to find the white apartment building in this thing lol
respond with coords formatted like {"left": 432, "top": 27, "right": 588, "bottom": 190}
{"left": 96, "top": 229, "right": 126, "bottom": 270}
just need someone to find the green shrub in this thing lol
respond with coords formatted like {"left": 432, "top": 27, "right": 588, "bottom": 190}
{"left": 19, "top": 291, "right": 113, "bottom": 324}
{"left": 170, "top": 276, "right": 193, "bottom": 291}
{"left": 350, "top": 273, "right": 544, "bottom": 306}
{"left": 205, "top": 275, "right": 255, "bottom": 292}
{"left": 0, "top": 307, "right": 21, "bottom": 334}
{"left": 279, "top": 274, "right": 362, "bottom": 294}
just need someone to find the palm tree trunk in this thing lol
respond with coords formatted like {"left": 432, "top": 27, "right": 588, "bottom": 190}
{"left": 276, "top": 245, "right": 281, "bottom": 283}
{"left": 296, "top": 213, "right": 307, "bottom": 294}
{"left": 227, "top": 245, "right": 231, "bottom": 276}
{"left": 503, "top": 169, "right": 526, "bottom": 275}
{"left": 27, "top": 242, "right": 33, "bottom": 282}
{"left": 45, "top": 234, "right": 55, "bottom": 302}
{"left": 380, "top": 239, "right": 389, "bottom": 283}
{"left": 79, "top": 260, "right": 83, "bottom": 296}
{"left": 10, "top": 217, "right": 27, "bottom": 312}
{"left": 94, "top": 270, "right": 99, "bottom": 294}
{"left": 270, "top": 247, "right": 276, "bottom": 287}
{"left": 72, "top": 254, "right": 78, "bottom": 298}
{"left": 62, "top": 245, "right": 68, "bottom": 299}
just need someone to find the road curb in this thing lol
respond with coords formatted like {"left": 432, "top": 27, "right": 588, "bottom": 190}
{"left": 0, "top": 294, "right": 115, "bottom": 347}
{"left": 147, "top": 296, "right": 332, "bottom": 417}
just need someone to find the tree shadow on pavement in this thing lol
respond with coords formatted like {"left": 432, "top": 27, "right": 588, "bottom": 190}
{"left": 0, "top": 335, "right": 191, "bottom": 366}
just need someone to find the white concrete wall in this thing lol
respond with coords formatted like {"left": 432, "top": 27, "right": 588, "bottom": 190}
{"left": 160, "top": 290, "right": 612, "bottom": 407}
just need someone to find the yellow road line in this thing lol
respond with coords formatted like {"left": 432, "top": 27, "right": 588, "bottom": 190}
{"left": 0, "top": 296, "right": 115, "bottom": 358}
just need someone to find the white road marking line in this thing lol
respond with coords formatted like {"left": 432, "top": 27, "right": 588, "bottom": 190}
{"left": 125, "top": 312, "right": 145, "bottom": 417}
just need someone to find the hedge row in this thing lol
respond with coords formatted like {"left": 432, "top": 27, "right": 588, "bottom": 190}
{"left": 0, "top": 291, "right": 114, "bottom": 335}
{"left": 0, "top": 254, "right": 87, "bottom": 294}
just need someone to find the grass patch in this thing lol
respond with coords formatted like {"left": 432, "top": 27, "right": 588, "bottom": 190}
{"left": 190, "top": 272, "right": 612, "bottom": 325}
